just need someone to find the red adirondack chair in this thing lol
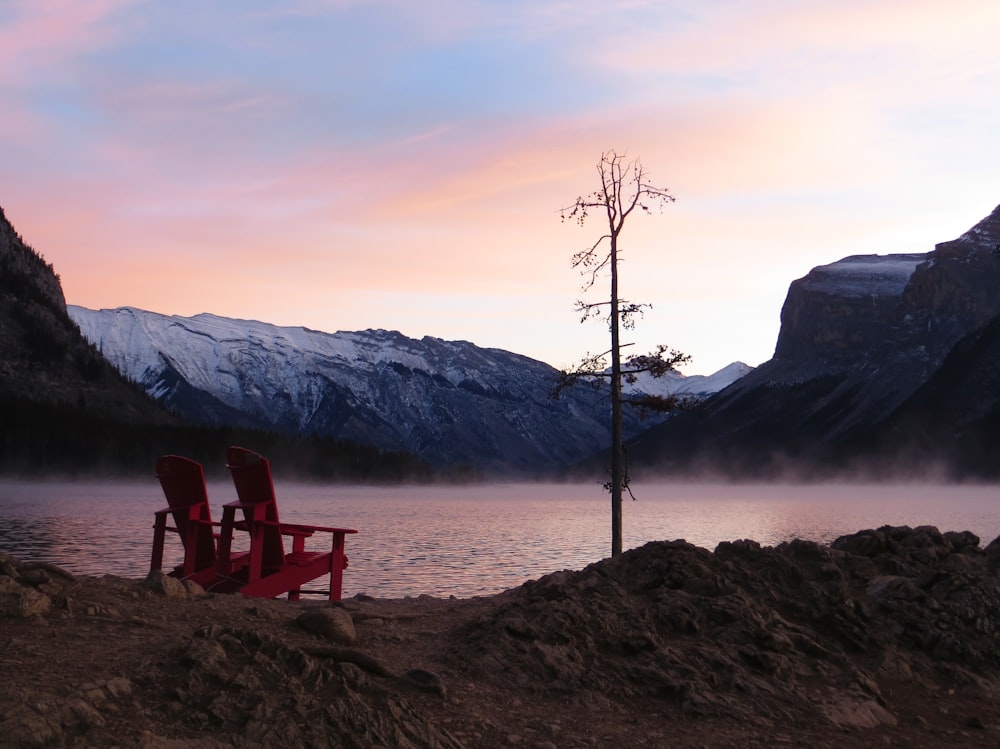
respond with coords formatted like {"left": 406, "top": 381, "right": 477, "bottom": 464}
{"left": 216, "top": 446, "right": 357, "bottom": 601}
{"left": 150, "top": 454, "right": 221, "bottom": 588}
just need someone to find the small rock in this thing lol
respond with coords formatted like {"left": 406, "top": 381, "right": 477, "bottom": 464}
{"left": 196, "top": 623, "right": 227, "bottom": 640}
{"left": 143, "top": 570, "right": 188, "bottom": 599}
{"left": 866, "top": 575, "right": 925, "bottom": 602}
{"left": 296, "top": 606, "right": 357, "bottom": 645}
{"left": 0, "top": 576, "right": 52, "bottom": 618}
{"left": 821, "top": 695, "right": 898, "bottom": 729}
{"left": 404, "top": 668, "right": 447, "bottom": 698}
{"left": 180, "top": 639, "right": 228, "bottom": 671}
{"left": 104, "top": 677, "right": 133, "bottom": 699}
{"left": 18, "top": 568, "right": 52, "bottom": 586}
{"left": 246, "top": 605, "right": 280, "bottom": 621}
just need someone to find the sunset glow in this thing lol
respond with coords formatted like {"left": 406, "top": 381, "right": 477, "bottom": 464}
{"left": 3, "top": 0, "right": 999, "bottom": 373}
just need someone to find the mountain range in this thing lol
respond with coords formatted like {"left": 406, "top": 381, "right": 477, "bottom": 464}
{"left": 0, "top": 206, "right": 424, "bottom": 479}
{"left": 6, "top": 197, "right": 1000, "bottom": 481}
{"left": 68, "top": 305, "right": 750, "bottom": 474}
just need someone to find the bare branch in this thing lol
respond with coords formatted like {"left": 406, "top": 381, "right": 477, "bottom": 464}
{"left": 571, "top": 233, "right": 614, "bottom": 292}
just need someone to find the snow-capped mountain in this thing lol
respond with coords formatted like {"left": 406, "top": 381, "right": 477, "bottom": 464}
{"left": 623, "top": 361, "right": 754, "bottom": 399}
{"left": 68, "top": 305, "right": 749, "bottom": 473}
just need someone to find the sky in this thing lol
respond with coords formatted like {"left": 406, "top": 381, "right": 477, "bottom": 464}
{"left": 3, "top": 1, "right": 1000, "bottom": 375}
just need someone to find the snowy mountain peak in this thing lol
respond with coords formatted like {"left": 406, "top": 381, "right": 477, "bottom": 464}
{"left": 623, "top": 360, "right": 752, "bottom": 398}
{"left": 799, "top": 253, "right": 927, "bottom": 298}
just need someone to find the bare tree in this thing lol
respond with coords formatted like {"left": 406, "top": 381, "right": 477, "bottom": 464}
{"left": 557, "top": 150, "right": 690, "bottom": 557}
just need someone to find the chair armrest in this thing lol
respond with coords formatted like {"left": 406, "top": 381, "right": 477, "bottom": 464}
{"left": 221, "top": 502, "right": 356, "bottom": 536}
{"left": 222, "top": 500, "right": 260, "bottom": 511}
{"left": 249, "top": 520, "right": 317, "bottom": 537}
{"left": 278, "top": 522, "right": 358, "bottom": 536}
{"left": 154, "top": 503, "right": 211, "bottom": 515}
{"left": 153, "top": 507, "right": 220, "bottom": 526}
{"left": 248, "top": 519, "right": 357, "bottom": 536}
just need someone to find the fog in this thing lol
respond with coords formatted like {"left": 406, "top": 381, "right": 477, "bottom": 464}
{"left": 3, "top": 479, "right": 999, "bottom": 598}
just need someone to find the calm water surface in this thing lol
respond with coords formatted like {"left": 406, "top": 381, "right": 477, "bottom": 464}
{"left": 1, "top": 481, "right": 999, "bottom": 598}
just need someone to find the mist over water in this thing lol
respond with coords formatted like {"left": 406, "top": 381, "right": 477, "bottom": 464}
{"left": 2, "top": 481, "right": 999, "bottom": 599}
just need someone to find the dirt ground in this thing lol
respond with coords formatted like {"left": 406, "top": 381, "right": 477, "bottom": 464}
{"left": 3, "top": 558, "right": 1000, "bottom": 749}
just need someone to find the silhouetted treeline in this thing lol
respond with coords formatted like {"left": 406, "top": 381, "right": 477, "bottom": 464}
{"left": 0, "top": 394, "right": 437, "bottom": 483}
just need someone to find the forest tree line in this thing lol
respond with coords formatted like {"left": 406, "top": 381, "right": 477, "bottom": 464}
{"left": 0, "top": 392, "right": 440, "bottom": 482}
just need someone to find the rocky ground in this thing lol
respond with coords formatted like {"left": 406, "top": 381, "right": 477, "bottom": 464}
{"left": 5, "top": 525, "right": 1000, "bottom": 748}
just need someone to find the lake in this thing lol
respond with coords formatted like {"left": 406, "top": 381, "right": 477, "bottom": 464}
{"left": 1, "top": 480, "right": 999, "bottom": 599}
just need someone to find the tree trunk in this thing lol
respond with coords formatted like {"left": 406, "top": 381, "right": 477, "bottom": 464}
{"left": 609, "top": 233, "right": 624, "bottom": 557}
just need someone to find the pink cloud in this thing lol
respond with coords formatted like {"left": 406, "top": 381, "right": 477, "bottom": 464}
{"left": 586, "top": 0, "right": 1000, "bottom": 94}
{"left": 0, "top": 0, "right": 132, "bottom": 85}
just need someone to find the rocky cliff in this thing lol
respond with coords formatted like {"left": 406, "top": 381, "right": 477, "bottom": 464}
{"left": 0, "top": 207, "right": 65, "bottom": 316}
{"left": 630, "top": 203, "right": 1000, "bottom": 478}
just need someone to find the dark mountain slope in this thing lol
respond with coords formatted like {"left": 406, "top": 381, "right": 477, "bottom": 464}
{"left": 866, "top": 312, "right": 1000, "bottom": 478}
{"left": 628, "top": 204, "right": 1000, "bottom": 480}
{"left": 0, "top": 205, "right": 170, "bottom": 422}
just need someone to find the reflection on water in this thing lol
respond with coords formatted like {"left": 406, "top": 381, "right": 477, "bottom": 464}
{"left": 1, "top": 480, "right": 998, "bottom": 598}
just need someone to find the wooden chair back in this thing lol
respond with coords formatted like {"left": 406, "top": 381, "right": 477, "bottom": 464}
{"left": 225, "top": 446, "right": 285, "bottom": 571}
{"left": 154, "top": 454, "right": 216, "bottom": 572}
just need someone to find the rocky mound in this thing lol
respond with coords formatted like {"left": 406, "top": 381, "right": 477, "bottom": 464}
{"left": 4, "top": 526, "right": 1000, "bottom": 748}
{"left": 453, "top": 526, "right": 1000, "bottom": 731}
{"left": 0, "top": 558, "right": 463, "bottom": 749}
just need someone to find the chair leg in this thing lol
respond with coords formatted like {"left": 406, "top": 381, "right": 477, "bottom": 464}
{"left": 329, "top": 532, "right": 348, "bottom": 602}
{"left": 150, "top": 514, "right": 168, "bottom": 572}
{"left": 216, "top": 506, "right": 237, "bottom": 575}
